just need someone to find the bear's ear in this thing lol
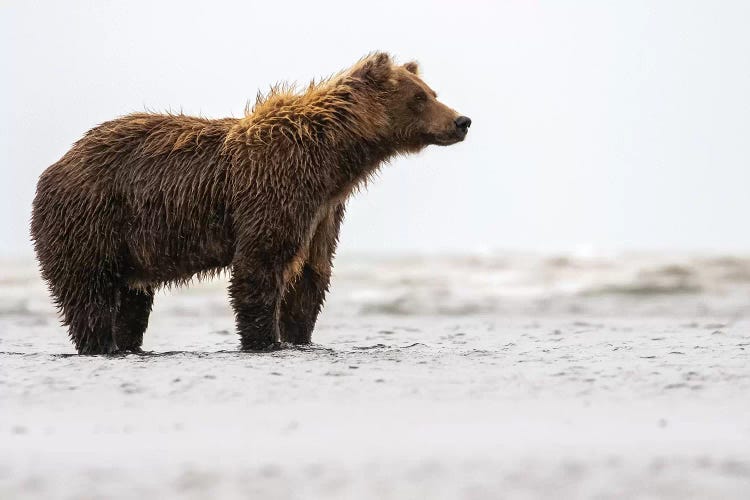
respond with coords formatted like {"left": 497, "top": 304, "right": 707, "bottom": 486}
{"left": 403, "top": 61, "right": 420, "bottom": 75}
{"left": 351, "top": 52, "right": 393, "bottom": 85}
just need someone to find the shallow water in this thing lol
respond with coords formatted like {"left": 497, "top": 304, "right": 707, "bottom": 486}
{"left": 1, "top": 254, "right": 750, "bottom": 499}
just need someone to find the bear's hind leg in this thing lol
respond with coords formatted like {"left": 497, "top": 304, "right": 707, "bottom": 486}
{"left": 113, "top": 286, "right": 154, "bottom": 353}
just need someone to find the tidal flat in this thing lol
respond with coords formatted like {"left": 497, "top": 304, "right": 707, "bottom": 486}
{"left": 2, "top": 254, "right": 749, "bottom": 499}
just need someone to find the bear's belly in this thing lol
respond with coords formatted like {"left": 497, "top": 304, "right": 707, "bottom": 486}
{"left": 124, "top": 228, "right": 235, "bottom": 290}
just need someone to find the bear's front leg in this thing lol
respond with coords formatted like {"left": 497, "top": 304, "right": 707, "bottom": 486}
{"left": 280, "top": 264, "right": 331, "bottom": 344}
{"left": 229, "top": 260, "right": 284, "bottom": 351}
{"left": 280, "top": 204, "right": 345, "bottom": 344}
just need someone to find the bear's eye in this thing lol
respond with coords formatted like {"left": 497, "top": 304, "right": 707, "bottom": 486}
{"left": 414, "top": 92, "right": 427, "bottom": 102}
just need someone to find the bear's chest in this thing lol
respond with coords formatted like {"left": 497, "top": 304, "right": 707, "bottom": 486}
{"left": 283, "top": 202, "right": 335, "bottom": 284}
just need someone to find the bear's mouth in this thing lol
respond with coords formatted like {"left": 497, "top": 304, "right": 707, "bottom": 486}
{"left": 432, "top": 131, "right": 467, "bottom": 146}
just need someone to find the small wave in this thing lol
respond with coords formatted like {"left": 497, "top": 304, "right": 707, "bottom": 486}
{"left": 360, "top": 296, "right": 492, "bottom": 316}
{"left": 581, "top": 283, "right": 703, "bottom": 296}
{"left": 0, "top": 300, "right": 31, "bottom": 316}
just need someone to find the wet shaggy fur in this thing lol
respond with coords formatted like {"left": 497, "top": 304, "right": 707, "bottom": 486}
{"left": 30, "top": 52, "right": 470, "bottom": 354}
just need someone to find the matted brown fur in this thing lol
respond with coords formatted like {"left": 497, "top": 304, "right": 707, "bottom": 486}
{"left": 30, "top": 53, "right": 471, "bottom": 354}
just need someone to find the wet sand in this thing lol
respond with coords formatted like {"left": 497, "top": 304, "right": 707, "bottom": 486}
{"left": 1, "top": 254, "right": 750, "bottom": 499}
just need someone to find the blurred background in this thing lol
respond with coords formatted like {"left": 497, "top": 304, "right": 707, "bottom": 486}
{"left": 2, "top": 0, "right": 749, "bottom": 258}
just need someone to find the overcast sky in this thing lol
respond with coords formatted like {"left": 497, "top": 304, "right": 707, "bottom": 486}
{"left": 2, "top": 0, "right": 749, "bottom": 257}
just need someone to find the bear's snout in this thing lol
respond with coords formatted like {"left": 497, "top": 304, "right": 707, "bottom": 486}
{"left": 454, "top": 116, "right": 472, "bottom": 137}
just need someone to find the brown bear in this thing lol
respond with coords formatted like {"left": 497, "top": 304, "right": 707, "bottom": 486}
{"left": 30, "top": 53, "right": 471, "bottom": 354}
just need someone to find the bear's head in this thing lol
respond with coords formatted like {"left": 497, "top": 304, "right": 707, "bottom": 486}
{"left": 347, "top": 53, "right": 471, "bottom": 153}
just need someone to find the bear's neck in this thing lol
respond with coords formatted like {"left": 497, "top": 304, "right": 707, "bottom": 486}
{"left": 329, "top": 137, "right": 391, "bottom": 189}
{"left": 316, "top": 88, "right": 401, "bottom": 195}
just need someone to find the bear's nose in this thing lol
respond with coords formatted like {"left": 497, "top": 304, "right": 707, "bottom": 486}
{"left": 455, "top": 116, "right": 472, "bottom": 133}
